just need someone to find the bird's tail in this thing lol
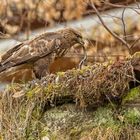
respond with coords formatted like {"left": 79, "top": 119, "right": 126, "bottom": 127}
{"left": 0, "top": 62, "right": 14, "bottom": 73}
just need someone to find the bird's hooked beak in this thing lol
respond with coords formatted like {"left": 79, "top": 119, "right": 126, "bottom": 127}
{"left": 78, "top": 37, "right": 85, "bottom": 46}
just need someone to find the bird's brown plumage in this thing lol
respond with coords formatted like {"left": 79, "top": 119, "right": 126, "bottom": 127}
{"left": 0, "top": 28, "right": 84, "bottom": 78}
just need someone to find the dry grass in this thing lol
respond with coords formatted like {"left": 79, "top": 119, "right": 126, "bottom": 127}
{"left": 0, "top": 53, "right": 138, "bottom": 139}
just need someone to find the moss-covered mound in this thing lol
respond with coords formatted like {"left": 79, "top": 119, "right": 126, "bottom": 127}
{"left": 0, "top": 53, "right": 140, "bottom": 139}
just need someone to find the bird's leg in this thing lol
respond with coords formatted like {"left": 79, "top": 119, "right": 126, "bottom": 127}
{"left": 79, "top": 45, "right": 87, "bottom": 69}
{"left": 33, "top": 57, "right": 51, "bottom": 79}
{"left": 33, "top": 66, "right": 50, "bottom": 79}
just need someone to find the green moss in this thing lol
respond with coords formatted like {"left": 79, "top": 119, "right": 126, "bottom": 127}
{"left": 40, "top": 127, "right": 49, "bottom": 138}
{"left": 102, "top": 62, "right": 110, "bottom": 67}
{"left": 132, "top": 52, "right": 140, "bottom": 58}
{"left": 123, "top": 108, "right": 140, "bottom": 125}
{"left": 93, "top": 107, "right": 120, "bottom": 130}
{"left": 44, "top": 83, "right": 61, "bottom": 94}
{"left": 78, "top": 69, "right": 85, "bottom": 75}
{"left": 69, "top": 126, "right": 82, "bottom": 137}
{"left": 72, "top": 66, "right": 91, "bottom": 76}
{"left": 122, "top": 87, "right": 140, "bottom": 103}
{"left": 26, "top": 86, "right": 41, "bottom": 98}
{"left": 57, "top": 71, "right": 65, "bottom": 77}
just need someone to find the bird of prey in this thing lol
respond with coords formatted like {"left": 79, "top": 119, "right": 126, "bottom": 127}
{"left": 0, "top": 28, "right": 86, "bottom": 79}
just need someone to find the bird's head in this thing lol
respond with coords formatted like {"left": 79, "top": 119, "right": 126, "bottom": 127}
{"left": 57, "top": 28, "right": 87, "bottom": 68}
{"left": 58, "top": 28, "right": 84, "bottom": 46}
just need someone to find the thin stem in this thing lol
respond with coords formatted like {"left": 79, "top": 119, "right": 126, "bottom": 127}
{"left": 90, "top": 1, "right": 131, "bottom": 53}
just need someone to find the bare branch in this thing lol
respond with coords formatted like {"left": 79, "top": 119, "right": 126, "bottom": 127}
{"left": 121, "top": 8, "right": 127, "bottom": 42}
{"left": 90, "top": 1, "right": 131, "bottom": 52}
{"left": 131, "top": 37, "right": 140, "bottom": 49}
{"left": 102, "top": 14, "right": 122, "bottom": 20}
{"left": 101, "top": 0, "right": 140, "bottom": 10}
{"left": 101, "top": 0, "right": 140, "bottom": 15}
{"left": 135, "top": 0, "right": 140, "bottom": 9}
{"left": 133, "top": 9, "right": 140, "bottom": 15}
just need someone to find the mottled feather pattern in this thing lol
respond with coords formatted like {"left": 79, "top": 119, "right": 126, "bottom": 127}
{"left": 0, "top": 28, "right": 84, "bottom": 78}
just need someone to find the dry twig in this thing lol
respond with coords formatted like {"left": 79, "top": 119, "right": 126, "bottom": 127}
{"left": 90, "top": 1, "right": 131, "bottom": 52}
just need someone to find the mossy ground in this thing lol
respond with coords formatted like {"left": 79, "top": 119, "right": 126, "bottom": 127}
{"left": 25, "top": 104, "right": 140, "bottom": 140}
{"left": 1, "top": 55, "right": 140, "bottom": 140}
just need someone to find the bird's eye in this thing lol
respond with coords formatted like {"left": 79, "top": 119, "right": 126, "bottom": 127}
{"left": 76, "top": 34, "right": 82, "bottom": 39}
{"left": 73, "top": 32, "right": 82, "bottom": 38}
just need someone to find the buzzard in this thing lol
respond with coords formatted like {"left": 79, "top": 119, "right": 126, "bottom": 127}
{"left": 0, "top": 28, "right": 86, "bottom": 78}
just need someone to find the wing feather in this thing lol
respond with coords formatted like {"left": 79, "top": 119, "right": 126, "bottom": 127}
{"left": 0, "top": 32, "right": 62, "bottom": 72}
{"left": 1, "top": 42, "right": 23, "bottom": 62}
